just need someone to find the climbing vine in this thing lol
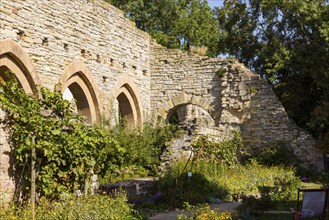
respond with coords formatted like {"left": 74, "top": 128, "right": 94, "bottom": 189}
{"left": 0, "top": 72, "right": 122, "bottom": 198}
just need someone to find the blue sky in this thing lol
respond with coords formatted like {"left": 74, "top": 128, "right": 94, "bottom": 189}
{"left": 207, "top": 0, "right": 224, "bottom": 8}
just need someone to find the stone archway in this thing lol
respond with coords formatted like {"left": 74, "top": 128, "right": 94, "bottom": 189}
{"left": 0, "top": 39, "right": 41, "bottom": 203}
{"left": 59, "top": 62, "right": 102, "bottom": 124}
{"left": 158, "top": 92, "right": 214, "bottom": 121}
{"left": 108, "top": 75, "right": 143, "bottom": 128}
{"left": 0, "top": 39, "right": 40, "bottom": 94}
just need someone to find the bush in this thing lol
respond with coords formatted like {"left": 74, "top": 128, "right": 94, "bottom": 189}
{"left": 239, "top": 186, "right": 277, "bottom": 215}
{"left": 99, "top": 122, "right": 176, "bottom": 182}
{"left": 191, "top": 130, "right": 244, "bottom": 167}
{"left": 0, "top": 193, "right": 142, "bottom": 220}
{"left": 246, "top": 142, "right": 298, "bottom": 167}
{"left": 178, "top": 203, "right": 237, "bottom": 220}
{"left": 155, "top": 160, "right": 229, "bottom": 208}
{"left": 154, "top": 136, "right": 301, "bottom": 209}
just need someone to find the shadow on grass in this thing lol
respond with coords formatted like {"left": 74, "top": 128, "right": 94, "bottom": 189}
{"left": 154, "top": 171, "right": 229, "bottom": 209}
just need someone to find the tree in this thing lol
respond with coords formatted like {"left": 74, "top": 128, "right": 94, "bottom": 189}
{"left": 215, "top": 0, "right": 329, "bottom": 152}
{"left": 108, "top": 0, "right": 220, "bottom": 56}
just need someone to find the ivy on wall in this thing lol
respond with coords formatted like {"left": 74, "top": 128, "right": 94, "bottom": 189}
{"left": 0, "top": 72, "right": 123, "bottom": 198}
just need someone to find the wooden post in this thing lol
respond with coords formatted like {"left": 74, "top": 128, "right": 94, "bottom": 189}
{"left": 31, "top": 135, "right": 36, "bottom": 220}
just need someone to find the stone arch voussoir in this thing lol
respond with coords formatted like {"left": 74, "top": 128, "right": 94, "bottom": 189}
{"left": 108, "top": 74, "right": 143, "bottom": 128}
{"left": 59, "top": 62, "right": 102, "bottom": 124}
{"left": 159, "top": 92, "right": 214, "bottom": 120}
{"left": 0, "top": 39, "right": 40, "bottom": 94}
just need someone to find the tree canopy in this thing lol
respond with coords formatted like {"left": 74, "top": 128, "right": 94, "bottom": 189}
{"left": 215, "top": 0, "right": 329, "bottom": 152}
{"left": 108, "top": 0, "right": 220, "bottom": 56}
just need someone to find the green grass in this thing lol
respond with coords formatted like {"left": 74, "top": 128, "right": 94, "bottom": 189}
{"left": 276, "top": 200, "right": 296, "bottom": 211}
{"left": 254, "top": 213, "right": 291, "bottom": 220}
{"left": 301, "top": 181, "right": 324, "bottom": 189}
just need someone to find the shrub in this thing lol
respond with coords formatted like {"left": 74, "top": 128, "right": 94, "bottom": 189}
{"left": 157, "top": 130, "right": 301, "bottom": 209}
{"left": 0, "top": 72, "right": 122, "bottom": 198}
{"left": 239, "top": 186, "right": 277, "bottom": 215}
{"left": 0, "top": 193, "right": 142, "bottom": 220}
{"left": 155, "top": 160, "right": 229, "bottom": 208}
{"left": 99, "top": 122, "right": 176, "bottom": 182}
{"left": 191, "top": 130, "right": 244, "bottom": 167}
{"left": 178, "top": 203, "right": 237, "bottom": 220}
{"left": 246, "top": 142, "right": 298, "bottom": 167}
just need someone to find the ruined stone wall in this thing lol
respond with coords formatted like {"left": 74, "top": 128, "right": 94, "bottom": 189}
{"left": 0, "top": 0, "right": 324, "bottom": 203}
{"left": 222, "top": 62, "right": 323, "bottom": 169}
{"left": 0, "top": 0, "right": 151, "bottom": 114}
{"left": 150, "top": 41, "right": 223, "bottom": 121}
{"left": 150, "top": 42, "right": 323, "bottom": 170}
{"left": 1, "top": 0, "right": 151, "bottom": 202}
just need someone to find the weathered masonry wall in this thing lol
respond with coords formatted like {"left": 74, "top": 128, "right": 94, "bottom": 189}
{"left": 1, "top": 0, "right": 151, "bottom": 202}
{"left": 0, "top": 0, "right": 151, "bottom": 116}
{"left": 0, "top": 0, "right": 324, "bottom": 204}
{"left": 150, "top": 41, "right": 223, "bottom": 122}
{"left": 150, "top": 42, "right": 323, "bottom": 170}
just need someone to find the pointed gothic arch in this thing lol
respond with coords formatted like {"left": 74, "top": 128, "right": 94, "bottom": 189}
{"left": 0, "top": 39, "right": 40, "bottom": 94}
{"left": 59, "top": 62, "right": 101, "bottom": 124}
{"left": 108, "top": 75, "right": 143, "bottom": 128}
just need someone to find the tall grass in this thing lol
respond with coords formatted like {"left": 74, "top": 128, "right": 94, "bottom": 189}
{"left": 155, "top": 159, "right": 301, "bottom": 208}
{"left": 0, "top": 193, "right": 142, "bottom": 220}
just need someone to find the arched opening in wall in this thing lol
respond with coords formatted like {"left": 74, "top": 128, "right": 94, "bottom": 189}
{"left": 60, "top": 63, "right": 102, "bottom": 124}
{"left": 117, "top": 92, "right": 135, "bottom": 128}
{"left": 63, "top": 87, "right": 77, "bottom": 113}
{"left": 0, "top": 40, "right": 40, "bottom": 203}
{"left": 0, "top": 66, "right": 23, "bottom": 88}
{"left": 108, "top": 76, "right": 143, "bottom": 129}
{"left": 0, "top": 57, "right": 38, "bottom": 94}
{"left": 110, "top": 87, "right": 139, "bottom": 129}
{"left": 62, "top": 83, "right": 92, "bottom": 123}
{"left": 167, "top": 104, "right": 215, "bottom": 130}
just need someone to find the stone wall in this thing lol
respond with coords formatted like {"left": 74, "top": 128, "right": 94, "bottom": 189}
{"left": 0, "top": 0, "right": 152, "bottom": 202}
{"left": 0, "top": 0, "right": 151, "bottom": 116}
{"left": 150, "top": 41, "right": 223, "bottom": 122}
{"left": 150, "top": 42, "right": 323, "bottom": 170}
{"left": 0, "top": 0, "right": 324, "bottom": 204}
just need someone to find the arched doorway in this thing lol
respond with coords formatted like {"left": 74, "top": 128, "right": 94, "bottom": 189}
{"left": 0, "top": 39, "right": 40, "bottom": 94}
{"left": 0, "top": 39, "right": 40, "bottom": 203}
{"left": 59, "top": 62, "right": 101, "bottom": 124}
{"left": 108, "top": 75, "right": 143, "bottom": 129}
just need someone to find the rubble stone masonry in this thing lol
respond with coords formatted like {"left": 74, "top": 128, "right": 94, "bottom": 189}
{"left": 0, "top": 0, "right": 323, "bottom": 202}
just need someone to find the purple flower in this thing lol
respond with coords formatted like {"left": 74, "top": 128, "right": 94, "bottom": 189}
{"left": 301, "top": 176, "right": 307, "bottom": 182}
{"left": 153, "top": 192, "right": 161, "bottom": 199}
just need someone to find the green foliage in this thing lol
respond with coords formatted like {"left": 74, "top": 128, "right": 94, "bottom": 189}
{"left": 153, "top": 131, "right": 300, "bottom": 208}
{"left": 154, "top": 155, "right": 301, "bottom": 209}
{"left": 215, "top": 0, "right": 329, "bottom": 151}
{"left": 246, "top": 142, "right": 298, "bottom": 167}
{"left": 99, "top": 122, "right": 176, "bottom": 182}
{"left": 308, "top": 101, "right": 329, "bottom": 152}
{"left": 239, "top": 186, "right": 277, "bottom": 216}
{"left": 239, "top": 174, "right": 300, "bottom": 216}
{"left": 0, "top": 72, "right": 121, "bottom": 198}
{"left": 216, "top": 67, "right": 226, "bottom": 78}
{"left": 191, "top": 131, "right": 244, "bottom": 167}
{"left": 155, "top": 160, "right": 228, "bottom": 208}
{"left": 0, "top": 193, "right": 141, "bottom": 220}
{"left": 178, "top": 203, "right": 236, "bottom": 220}
{"left": 108, "top": 0, "right": 220, "bottom": 56}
